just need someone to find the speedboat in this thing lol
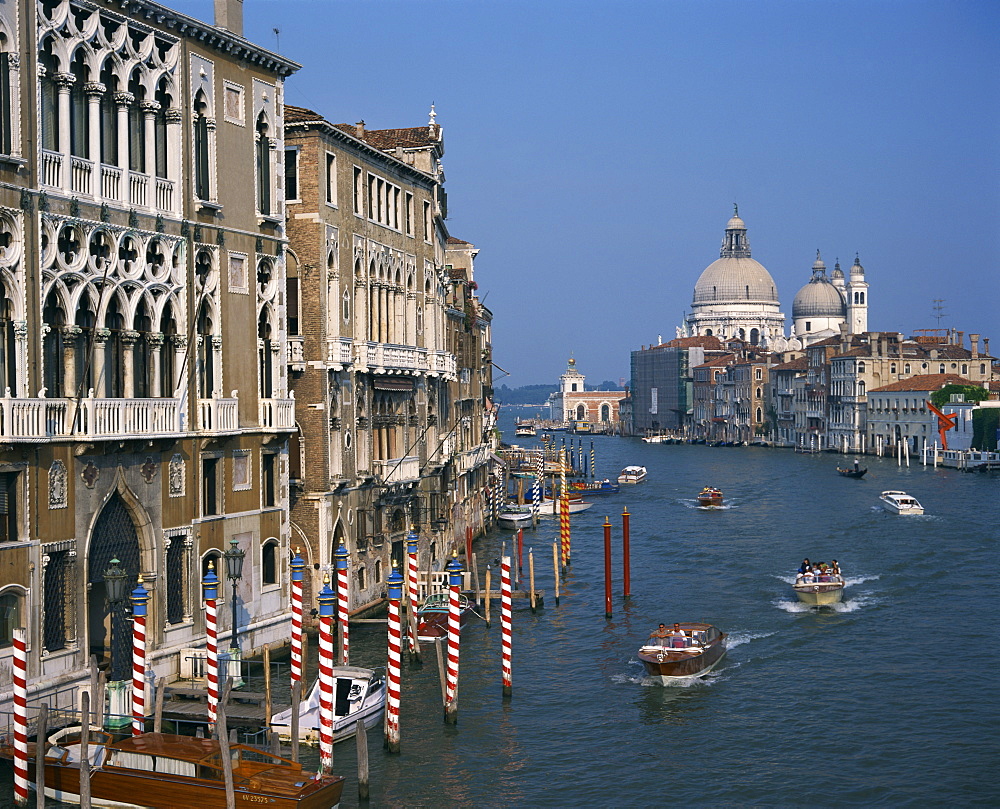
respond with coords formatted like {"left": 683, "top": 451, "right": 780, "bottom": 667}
{"left": 697, "top": 487, "right": 724, "bottom": 507}
{"left": 416, "top": 591, "right": 474, "bottom": 641}
{"left": 879, "top": 490, "right": 924, "bottom": 515}
{"left": 0, "top": 728, "right": 345, "bottom": 808}
{"left": 637, "top": 623, "right": 727, "bottom": 684}
{"left": 270, "top": 665, "right": 386, "bottom": 745}
{"left": 497, "top": 503, "right": 534, "bottom": 529}
{"left": 617, "top": 465, "right": 647, "bottom": 484}
{"left": 793, "top": 571, "right": 845, "bottom": 606}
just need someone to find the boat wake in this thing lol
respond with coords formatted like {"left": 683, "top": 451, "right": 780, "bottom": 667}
{"left": 843, "top": 574, "right": 880, "bottom": 587}
{"left": 725, "top": 629, "right": 776, "bottom": 649}
{"left": 774, "top": 591, "right": 879, "bottom": 613}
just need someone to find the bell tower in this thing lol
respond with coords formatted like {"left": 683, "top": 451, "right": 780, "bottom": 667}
{"left": 847, "top": 254, "right": 868, "bottom": 333}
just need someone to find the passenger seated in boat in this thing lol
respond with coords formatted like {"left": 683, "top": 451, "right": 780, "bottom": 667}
{"left": 669, "top": 623, "right": 688, "bottom": 647}
{"left": 798, "top": 558, "right": 811, "bottom": 574}
{"left": 831, "top": 560, "right": 841, "bottom": 576}
{"left": 648, "top": 623, "right": 670, "bottom": 646}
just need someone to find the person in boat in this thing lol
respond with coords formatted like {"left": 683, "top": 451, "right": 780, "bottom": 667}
{"left": 831, "top": 559, "right": 841, "bottom": 577}
{"left": 798, "top": 558, "right": 811, "bottom": 574}
{"left": 648, "top": 623, "right": 670, "bottom": 646}
{"left": 853, "top": 457, "right": 861, "bottom": 471}
{"left": 669, "top": 623, "right": 688, "bottom": 647}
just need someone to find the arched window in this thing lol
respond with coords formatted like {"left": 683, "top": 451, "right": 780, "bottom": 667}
{"left": 0, "top": 587, "right": 23, "bottom": 647}
{"left": 600, "top": 404, "right": 610, "bottom": 421}
{"left": 39, "top": 41, "right": 59, "bottom": 152}
{"left": 69, "top": 50, "right": 88, "bottom": 157}
{"left": 262, "top": 539, "right": 278, "bottom": 586}
{"left": 857, "top": 361, "right": 865, "bottom": 373}
{"left": 756, "top": 407, "right": 762, "bottom": 423}
{"left": 705, "top": 329, "right": 713, "bottom": 337}
{"left": 258, "top": 308, "right": 273, "bottom": 398}
{"left": 755, "top": 368, "right": 763, "bottom": 380}
{"left": 858, "top": 380, "right": 866, "bottom": 396}
{"left": 904, "top": 363, "right": 910, "bottom": 374}
{"left": 193, "top": 90, "right": 210, "bottom": 199}
{"left": 961, "top": 364, "right": 968, "bottom": 375}
{"left": 256, "top": 112, "right": 270, "bottom": 215}
{"left": 0, "top": 289, "right": 18, "bottom": 394}
{"left": 127, "top": 69, "right": 144, "bottom": 172}
{"left": 343, "top": 290, "right": 351, "bottom": 324}
{"left": 576, "top": 404, "right": 586, "bottom": 420}
{"left": 357, "top": 566, "right": 366, "bottom": 590}
{"left": 374, "top": 559, "right": 382, "bottom": 584}
{"left": 890, "top": 363, "right": 896, "bottom": 374}
{"left": 99, "top": 61, "right": 118, "bottom": 165}
{"left": 154, "top": 78, "right": 170, "bottom": 179}
{"left": 0, "top": 33, "right": 14, "bottom": 155}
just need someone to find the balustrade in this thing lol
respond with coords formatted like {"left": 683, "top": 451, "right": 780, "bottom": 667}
{"left": 101, "top": 164, "right": 123, "bottom": 202}
{"left": 41, "top": 150, "right": 62, "bottom": 188}
{"left": 259, "top": 396, "right": 295, "bottom": 430}
{"left": 373, "top": 455, "right": 420, "bottom": 484}
{"left": 70, "top": 157, "right": 94, "bottom": 196}
{"left": 198, "top": 396, "right": 238, "bottom": 432}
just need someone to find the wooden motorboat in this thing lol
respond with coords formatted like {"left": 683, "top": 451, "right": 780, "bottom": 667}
{"left": 837, "top": 466, "right": 868, "bottom": 478}
{"left": 638, "top": 623, "right": 727, "bottom": 684}
{"left": 497, "top": 504, "right": 534, "bottom": 529}
{"left": 793, "top": 572, "right": 845, "bottom": 606}
{"left": 879, "top": 490, "right": 924, "bottom": 515}
{"left": 416, "top": 591, "right": 474, "bottom": 641}
{"left": 0, "top": 729, "right": 344, "bottom": 809}
{"left": 617, "top": 465, "right": 647, "bottom": 484}
{"left": 536, "top": 495, "right": 594, "bottom": 516}
{"left": 270, "top": 666, "right": 385, "bottom": 745}
{"left": 697, "top": 487, "right": 724, "bottom": 507}
{"left": 569, "top": 479, "right": 620, "bottom": 495}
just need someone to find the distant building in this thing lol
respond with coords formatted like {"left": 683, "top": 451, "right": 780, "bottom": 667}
{"left": 867, "top": 374, "right": 977, "bottom": 454}
{"left": 789, "top": 253, "right": 868, "bottom": 346}
{"left": 547, "top": 358, "right": 625, "bottom": 429}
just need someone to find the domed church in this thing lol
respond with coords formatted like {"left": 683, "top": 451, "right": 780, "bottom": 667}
{"left": 684, "top": 207, "right": 785, "bottom": 345}
{"left": 790, "top": 252, "right": 868, "bottom": 346}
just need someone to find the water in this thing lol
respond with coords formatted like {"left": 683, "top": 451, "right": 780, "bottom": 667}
{"left": 5, "top": 406, "right": 998, "bottom": 807}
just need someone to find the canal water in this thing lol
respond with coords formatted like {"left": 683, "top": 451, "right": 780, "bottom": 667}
{"left": 6, "top": 404, "right": 998, "bottom": 807}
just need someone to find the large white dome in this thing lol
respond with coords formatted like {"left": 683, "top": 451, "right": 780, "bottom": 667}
{"left": 693, "top": 256, "right": 780, "bottom": 304}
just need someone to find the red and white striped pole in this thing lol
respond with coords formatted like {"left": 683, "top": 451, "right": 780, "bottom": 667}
{"left": 444, "top": 554, "right": 463, "bottom": 724}
{"left": 11, "top": 626, "right": 28, "bottom": 806}
{"left": 203, "top": 563, "right": 220, "bottom": 731}
{"left": 335, "top": 543, "right": 350, "bottom": 666}
{"left": 131, "top": 578, "right": 150, "bottom": 736}
{"left": 385, "top": 563, "right": 403, "bottom": 753}
{"left": 289, "top": 549, "right": 305, "bottom": 686}
{"left": 560, "top": 492, "right": 571, "bottom": 567}
{"left": 316, "top": 576, "right": 336, "bottom": 773}
{"left": 500, "top": 555, "right": 513, "bottom": 697}
{"left": 406, "top": 529, "right": 420, "bottom": 653}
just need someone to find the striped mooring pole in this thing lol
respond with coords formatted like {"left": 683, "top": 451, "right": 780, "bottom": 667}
{"left": 131, "top": 578, "right": 150, "bottom": 736}
{"left": 406, "top": 529, "right": 420, "bottom": 653}
{"left": 317, "top": 576, "right": 336, "bottom": 773}
{"left": 335, "top": 543, "right": 350, "bottom": 666}
{"left": 203, "top": 562, "right": 220, "bottom": 731}
{"left": 444, "top": 554, "right": 463, "bottom": 724}
{"left": 560, "top": 493, "right": 571, "bottom": 567}
{"left": 289, "top": 549, "right": 305, "bottom": 686}
{"left": 500, "top": 555, "right": 513, "bottom": 697}
{"left": 12, "top": 627, "right": 28, "bottom": 805}
{"left": 385, "top": 563, "right": 403, "bottom": 753}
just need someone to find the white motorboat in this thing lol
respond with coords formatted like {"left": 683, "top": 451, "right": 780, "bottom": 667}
{"left": 793, "top": 572, "right": 845, "bottom": 606}
{"left": 497, "top": 504, "right": 534, "bottom": 529}
{"left": 618, "top": 465, "right": 647, "bottom": 484}
{"left": 879, "top": 490, "right": 924, "bottom": 515}
{"left": 514, "top": 422, "right": 537, "bottom": 437}
{"left": 270, "top": 665, "right": 386, "bottom": 745}
{"left": 535, "top": 496, "right": 594, "bottom": 516}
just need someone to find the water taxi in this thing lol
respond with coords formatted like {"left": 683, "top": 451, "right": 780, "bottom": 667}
{"left": 793, "top": 571, "right": 845, "bottom": 606}
{"left": 879, "top": 490, "right": 924, "bottom": 515}
{"left": 0, "top": 729, "right": 345, "bottom": 808}
{"left": 697, "top": 486, "right": 724, "bottom": 507}
{"left": 514, "top": 422, "right": 537, "bottom": 437}
{"left": 270, "top": 666, "right": 385, "bottom": 745}
{"left": 569, "top": 479, "right": 620, "bottom": 495}
{"left": 416, "top": 591, "right": 474, "bottom": 641}
{"left": 617, "top": 465, "right": 647, "bottom": 484}
{"left": 637, "top": 622, "right": 727, "bottom": 684}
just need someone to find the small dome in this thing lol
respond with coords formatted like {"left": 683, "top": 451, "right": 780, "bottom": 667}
{"left": 812, "top": 250, "right": 826, "bottom": 272}
{"left": 851, "top": 255, "right": 865, "bottom": 276}
{"left": 726, "top": 214, "right": 746, "bottom": 232}
{"left": 831, "top": 260, "right": 844, "bottom": 281}
{"left": 793, "top": 272, "right": 847, "bottom": 319}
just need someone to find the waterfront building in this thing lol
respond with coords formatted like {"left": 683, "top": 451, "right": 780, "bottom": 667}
{"left": 283, "top": 104, "right": 494, "bottom": 611}
{"left": 692, "top": 353, "right": 735, "bottom": 440}
{"left": 0, "top": 0, "right": 298, "bottom": 710}
{"left": 769, "top": 356, "right": 808, "bottom": 446}
{"left": 684, "top": 209, "right": 785, "bottom": 345}
{"left": 630, "top": 335, "right": 723, "bottom": 435}
{"left": 547, "top": 358, "right": 625, "bottom": 430}
{"left": 867, "top": 374, "right": 977, "bottom": 455}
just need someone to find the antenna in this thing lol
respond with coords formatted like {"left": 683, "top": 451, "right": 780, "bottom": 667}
{"left": 932, "top": 299, "right": 946, "bottom": 327}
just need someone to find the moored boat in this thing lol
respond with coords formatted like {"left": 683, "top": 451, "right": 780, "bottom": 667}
{"left": 0, "top": 730, "right": 345, "bottom": 809}
{"left": 637, "top": 623, "right": 727, "bottom": 684}
{"left": 879, "top": 490, "right": 924, "bottom": 515}
{"left": 270, "top": 666, "right": 385, "bottom": 744}
{"left": 697, "top": 486, "right": 724, "bottom": 507}
{"left": 569, "top": 479, "right": 620, "bottom": 495}
{"left": 497, "top": 504, "right": 534, "bottom": 529}
{"left": 793, "top": 571, "right": 845, "bottom": 606}
{"left": 617, "top": 465, "right": 647, "bottom": 484}
{"left": 416, "top": 591, "right": 474, "bottom": 641}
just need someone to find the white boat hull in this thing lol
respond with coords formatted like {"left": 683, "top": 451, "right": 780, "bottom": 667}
{"left": 793, "top": 582, "right": 845, "bottom": 606}
{"left": 270, "top": 666, "right": 386, "bottom": 745}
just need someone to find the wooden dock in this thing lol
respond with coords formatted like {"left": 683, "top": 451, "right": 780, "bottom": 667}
{"left": 159, "top": 685, "right": 287, "bottom": 727}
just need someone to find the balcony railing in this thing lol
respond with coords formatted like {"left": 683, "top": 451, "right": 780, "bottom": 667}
{"left": 457, "top": 445, "right": 490, "bottom": 474}
{"left": 373, "top": 455, "right": 420, "bottom": 484}
{"left": 326, "top": 337, "right": 354, "bottom": 367}
{"left": 287, "top": 336, "right": 304, "bottom": 370}
{"left": 39, "top": 151, "right": 175, "bottom": 213}
{"left": 0, "top": 396, "right": 183, "bottom": 441}
{"left": 198, "top": 396, "right": 238, "bottom": 433}
{"left": 259, "top": 396, "right": 296, "bottom": 430}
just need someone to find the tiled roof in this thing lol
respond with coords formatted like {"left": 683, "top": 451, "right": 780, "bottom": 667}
{"left": 337, "top": 125, "right": 439, "bottom": 149}
{"left": 663, "top": 335, "right": 725, "bottom": 350}
{"left": 869, "top": 374, "right": 975, "bottom": 393}
{"left": 694, "top": 354, "right": 736, "bottom": 369}
{"left": 285, "top": 104, "right": 323, "bottom": 123}
{"left": 771, "top": 357, "right": 809, "bottom": 371}
{"left": 447, "top": 237, "right": 471, "bottom": 245}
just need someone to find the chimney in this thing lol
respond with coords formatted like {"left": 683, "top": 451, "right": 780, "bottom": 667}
{"left": 214, "top": 0, "right": 244, "bottom": 36}
{"left": 838, "top": 322, "right": 849, "bottom": 354}
{"left": 984, "top": 337, "right": 990, "bottom": 357}
{"left": 970, "top": 333, "right": 980, "bottom": 359}
{"left": 355, "top": 120, "right": 365, "bottom": 138}
{"left": 957, "top": 331, "right": 964, "bottom": 348}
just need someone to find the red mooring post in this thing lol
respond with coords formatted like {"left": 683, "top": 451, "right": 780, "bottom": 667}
{"left": 603, "top": 516, "right": 613, "bottom": 618}
{"left": 622, "top": 507, "right": 631, "bottom": 599}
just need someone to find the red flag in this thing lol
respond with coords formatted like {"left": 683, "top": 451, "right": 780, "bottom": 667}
{"left": 926, "top": 399, "right": 958, "bottom": 450}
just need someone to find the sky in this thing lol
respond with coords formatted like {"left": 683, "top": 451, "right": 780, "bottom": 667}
{"left": 173, "top": 0, "right": 999, "bottom": 388}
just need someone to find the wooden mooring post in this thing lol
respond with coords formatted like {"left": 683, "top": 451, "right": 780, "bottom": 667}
{"left": 79, "top": 692, "right": 92, "bottom": 809}
{"left": 529, "top": 548, "right": 536, "bottom": 613}
{"left": 356, "top": 718, "right": 370, "bottom": 801}
{"left": 484, "top": 566, "right": 492, "bottom": 626}
{"left": 552, "top": 541, "right": 560, "bottom": 605}
{"left": 290, "top": 680, "right": 301, "bottom": 763}
{"left": 34, "top": 704, "right": 47, "bottom": 809}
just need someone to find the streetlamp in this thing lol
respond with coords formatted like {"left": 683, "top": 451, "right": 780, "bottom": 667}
{"left": 102, "top": 558, "right": 131, "bottom": 730}
{"left": 223, "top": 538, "right": 245, "bottom": 652}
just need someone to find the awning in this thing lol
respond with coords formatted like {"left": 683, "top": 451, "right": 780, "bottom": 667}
{"left": 372, "top": 376, "right": 414, "bottom": 391}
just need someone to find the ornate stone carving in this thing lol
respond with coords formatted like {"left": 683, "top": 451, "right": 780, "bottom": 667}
{"left": 169, "top": 454, "right": 185, "bottom": 497}
{"left": 48, "top": 460, "right": 67, "bottom": 509}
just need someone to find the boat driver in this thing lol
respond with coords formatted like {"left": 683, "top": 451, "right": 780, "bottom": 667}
{"left": 648, "top": 623, "right": 670, "bottom": 646}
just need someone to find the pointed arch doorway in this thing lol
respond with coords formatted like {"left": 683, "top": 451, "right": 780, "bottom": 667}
{"left": 87, "top": 492, "right": 143, "bottom": 682}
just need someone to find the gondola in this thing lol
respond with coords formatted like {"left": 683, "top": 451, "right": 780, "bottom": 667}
{"left": 836, "top": 466, "right": 867, "bottom": 478}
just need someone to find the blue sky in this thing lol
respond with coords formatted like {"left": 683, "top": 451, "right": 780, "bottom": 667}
{"left": 174, "top": 0, "right": 999, "bottom": 388}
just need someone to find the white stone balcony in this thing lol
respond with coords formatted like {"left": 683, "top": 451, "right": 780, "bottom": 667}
{"left": 457, "top": 444, "right": 491, "bottom": 474}
{"left": 259, "top": 395, "right": 296, "bottom": 430}
{"left": 0, "top": 396, "right": 183, "bottom": 441}
{"left": 198, "top": 396, "right": 239, "bottom": 433}
{"left": 325, "top": 337, "right": 355, "bottom": 369}
{"left": 426, "top": 433, "right": 455, "bottom": 466}
{"left": 287, "top": 336, "right": 305, "bottom": 371}
{"left": 373, "top": 455, "right": 420, "bottom": 484}
{"left": 40, "top": 150, "right": 175, "bottom": 213}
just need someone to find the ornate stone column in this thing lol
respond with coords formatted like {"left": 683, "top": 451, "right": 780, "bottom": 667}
{"left": 121, "top": 330, "right": 139, "bottom": 398}
{"left": 114, "top": 92, "right": 134, "bottom": 199}
{"left": 84, "top": 82, "right": 106, "bottom": 180}
{"left": 147, "top": 333, "right": 164, "bottom": 398}
{"left": 211, "top": 335, "right": 223, "bottom": 397}
{"left": 170, "top": 335, "right": 187, "bottom": 396}
{"left": 54, "top": 72, "right": 75, "bottom": 192}
{"left": 141, "top": 100, "right": 160, "bottom": 181}
{"left": 164, "top": 109, "right": 183, "bottom": 215}
{"left": 61, "top": 325, "right": 82, "bottom": 398}
{"left": 13, "top": 321, "right": 27, "bottom": 398}
{"left": 91, "top": 328, "right": 111, "bottom": 398}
